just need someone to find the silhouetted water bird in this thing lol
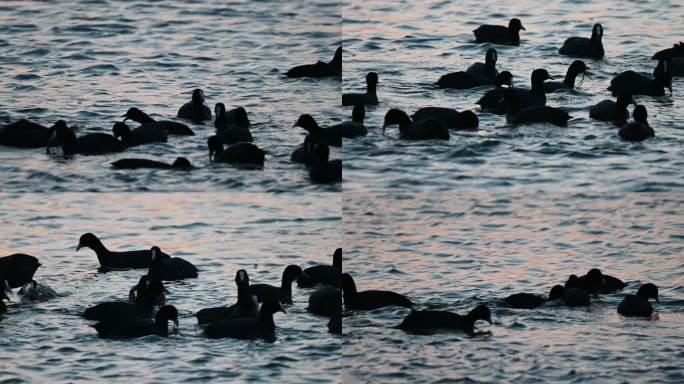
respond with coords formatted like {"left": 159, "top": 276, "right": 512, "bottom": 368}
{"left": 0, "top": 119, "right": 51, "bottom": 148}
{"left": 396, "top": 304, "right": 492, "bottom": 334}
{"left": 94, "top": 305, "right": 178, "bottom": 338}
{"left": 196, "top": 269, "right": 259, "bottom": 325}
{"left": 589, "top": 93, "right": 634, "bottom": 126}
{"left": 250, "top": 265, "right": 303, "bottom": 304}
{"left": 609, "top": 62, "right": 672, "bottom": 96}
{"left": 297, "top": 248, "right": 342, "bottom": 288}
{"left": 382, "top": 109, "right": 449, "bottom": 140}
{"left": 411, "top": 107, "right": 479, "bottom": 131}
{"left": 286, "top": 47, "right": 342, "bottom": 78}
{"left": 473, "top": 18, "right": 525, "bottom": 46}
{"left": 207, "top": 135, "right": 265, "bottom": 166}
{"left": 177, "top": 89, "right": 212, "bottom": 123}
{"left": 342, "top": 273, "right": 413, "bottom": 310}
{"left": 122, "top": 107, "right": 195, "bottom": 136}
{"left": 559, "top": 23, "right": 605, "bottom": 59}
{"left": 111, "top": 157, "right": 193, "bottom": 170}
{"left": 0, "top": 254, "right": 41, "bottom": 288}
{"left": 46, "top": 121, "right": 124, "bottom": 156}
{"left": 618, "top": 283, "right": 658, "bottom": 317}
{"left": 342, "top": 72, "right": 378, "bottom": 106}
{"left": 619, "top": 105, "right": 654, "bottom": 142}
{"left": 203, "top": 300, "right": 284, "bottom": 341}
{"left": 544, "top": 60, "right": 590, "bottom": 92}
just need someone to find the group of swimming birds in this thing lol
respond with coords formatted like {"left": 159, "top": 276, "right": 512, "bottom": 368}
{"left": 1, "top": 236, "right": 342, "bottom": 339}
{"left": 0, "top": 48, "right": 346, "bottom": 184}
{"left": 1, "top": 237, "right": 661, "bottom": 339}
{"left": 343, "top": 20, "right": 683, "bottom": 142}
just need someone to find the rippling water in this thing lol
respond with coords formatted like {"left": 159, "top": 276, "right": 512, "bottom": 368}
{"left": 343, "top": 191, "right": 684, "bottom": 383}
{"left": 0, "top": 193, "right": 341, "bottom": 383}
{"left": 0, "top": 0, "right": 341, "bottom": 192}
{"left": 342, "top": 0, "right": 684, "bottom": 191}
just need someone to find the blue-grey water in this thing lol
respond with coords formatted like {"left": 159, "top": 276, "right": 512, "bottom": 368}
{"left": 0, "top": 193, "right": 341, "bottom": 383}
{"left": 0, "top": 0, "right": 341, "bottom": 192}
{"left": 342, "top": 0, "right": 684, "bottom": 191}
{"left": 343, "top": 191, "right": 684, "bottom": 383}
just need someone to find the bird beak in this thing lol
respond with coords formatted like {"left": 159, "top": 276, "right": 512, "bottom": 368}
{"left": 486, "top": 316, "right": 492, "bottom": 325}
{"left": 521, "top": 25, "right": 526, "bottom": 31}
{"left": 584, "top": 71, "right": 593, "bottom": 79}
{"left": 76, "top": 242, "right": 82, "bottom": 251}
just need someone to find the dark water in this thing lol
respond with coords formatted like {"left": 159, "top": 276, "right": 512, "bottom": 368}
{"left": 343, "top": 191, "right": 684, "bottom": 383}
{"left": 0, "top": 0, "right": 341, "bottom": 192}
{"left": 342, "top": 0, "right": 684, "bottom": 192}
{"left": 0, "top": 193, "right": 341, "bottom": 383}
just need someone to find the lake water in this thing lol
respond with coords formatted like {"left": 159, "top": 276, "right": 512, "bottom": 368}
{"left": 0, "top": 0, "right": 341, "bottom": 192}
{"left": 0, "top": 193, "right": 341, "bottom": 383}
{"left": 342, "top": 0, "right": 684, "bottom": 192}
{"left": 343, "top": 191, "right": 684, "bottom": 383}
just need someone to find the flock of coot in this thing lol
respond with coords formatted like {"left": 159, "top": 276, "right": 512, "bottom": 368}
{"left": 2, "top": 242, "right": 661, "bottom": 339}
{"left": 344, "top": 19, "right": 682, "bottom": 142}
{"left": 1, "top": 239, "right": 342, "bottom": 340}
{"left": 0, "top": 49, "right": 345, "bottom": 184}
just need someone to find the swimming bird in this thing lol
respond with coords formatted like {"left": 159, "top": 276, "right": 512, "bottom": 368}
{"left": 342, "top": 273, "right": 412, "bottom": 310}
{"left": 617, "top": 283, "right": 659, "bottom": 317}
{"left": 308, "top": 286, "right": 341, "bottom": 317}
{"left": 309, "top": 143, "right": 342, "bottom": 184}
{"left": 18, "top": 281, "right": 57, "bottom": 303}
{"left": 46, "top": 121, "right": 124, "bottom": 156}
{"left": 0, "top": 254, "right": 41, "bottom": 288}
{"left": 177, "top": 89, "right": 212, "bottom": 123}
{"left": 250, "top": 265, "right": 303, "bottom": 304}
{"left": 331, "top": 105, "right": 367, "bottom": 138}
{"left": 608, "top": 61, "right": 672, "bottom": 96}
{"left": 0, "top": 119, "right": 51, "bottom": 148}
{"left": 411, "top": 107, "right": 479, "bottom": 131}
{"left": 395, "top": 304, "right": 492, "bottom": 334}
{"left": 589, "top": 93, "right": 634, "bottom": 126}
{"left": 652, "top": 42, "right": 684, "bottom": 76}
{"left": 561, "top": 288, "right": 591, "bottom": 306}
{"left": 122, "top": 107, "right": 195, "bottom": 136}
{"left": 204, "top": 300, "right": 284, "bottom": 341}
{"left": 382, "top": 109, "right": 449, "bottom": 140}
{"left": 112, "top": 122, "right": 167, "bottom": 147}
{"left": 436, "top": 70, "right": 502, "bottom": 89}
{"left": 83, "top": 298, "right": 155, "bottom": 321}
{"left": 467, "top": 48, "right": 499, "bottom": 80}
{"left": 94, "top": 305, "right": 178, "bottom": 338}
{"left": 502, "top": 68, "right": 551, "bottom": 110}
{"left": 619, "top": 105, "right": 654, "bottom": 142}
{"left": 294, "top": 114, "right": 342, "bottom": 147}
{"left": 475, "top": 71, "right": 515, "bottom": 113}
{"left": 297, "top": 248, "right": 342, "bottom": 288}
{"left": 502, "top": 88, "right": 570, "bottom": 126}
{"left": 207, "top": 136, "right": 265, "bottom": 166}
{"left": 76, "top": 234, "right": 198, "bottom": 280}
{"left": 559, "top": 23, "right": 605, "bottom": 59}
{"left": 575, "top": 269, "right": 627, "bottom": 294}
{"left": 214, "top": 104, "right": 253, "bottom": 144}
{"left": 286, "top": 47, "right": 342, "bottom": 78}
{"left": 544, "top": 60, "right": 590, "bottom": 92}
{"left": 473, "top": 18, "right": 525, "bottom": 46}
{"left": 196, "top": 270, "right": 259, "bottom": 325}
{"left": 342, "top": 72, "right": 378, "bottom": 106}
{"left": 111, "top": 157, "right": 193, "bottom": 170}
{"left": 503, "top": 285, "right": 572, "bottom": 309}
